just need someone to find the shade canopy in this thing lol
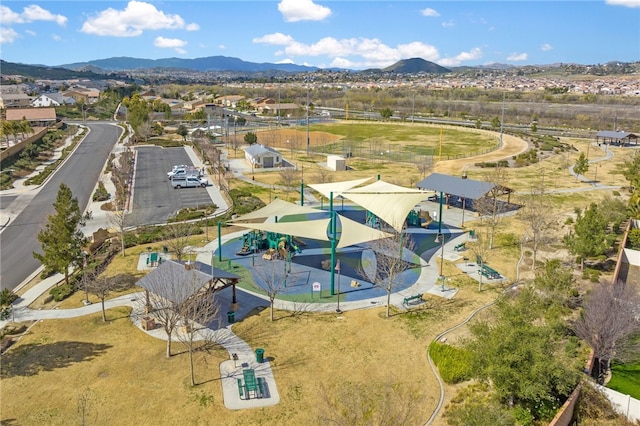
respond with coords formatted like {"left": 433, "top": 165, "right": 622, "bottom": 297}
{"left": 229, "top": 198, "right": 321, "bottom": 222}
{"left": 308, "top": 177, "right": 373, "bottom": 199}
{"left": 233, "top": 218, "right": 332, "bottom": 243}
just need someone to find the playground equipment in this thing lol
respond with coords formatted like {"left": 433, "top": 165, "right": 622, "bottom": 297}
{"left": 406, "top": 209, "right": 433, "bottom": 228}
{"left": 241, "top": 230, "right": 302, "bottom": 260}
{"left": 366, "top": 211, "right": 381, "bottom": 229}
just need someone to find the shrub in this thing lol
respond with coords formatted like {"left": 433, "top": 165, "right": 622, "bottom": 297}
{"left": 49, "top": 283, "right": 74, "bottom": 302}
{"left": 627, "top": 228, "right": 640, "bottom": 250}
{"left": 430, "top": 342, "right": 473, "bottom": 384}
{"left": 92, "top": 181, "right": 109, "bottom": 201}
{"left": 582, "top": 268, "right": 601, "bottom": 283}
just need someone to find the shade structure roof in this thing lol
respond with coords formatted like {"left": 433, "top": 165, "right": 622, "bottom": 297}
{"left": 137, "top": 260, "right": 240, "bottom": 304}
{"left": 229, "top": 198, "right": 320, "bottom": 221}
{"left": 340, "top": 180, "right": 429, "bottom": 233}
{"left": 416, "top": 173, "right": 497, "bottom": 200}
{"left": 308, "top": 177, "right": 373, "bottom": 199}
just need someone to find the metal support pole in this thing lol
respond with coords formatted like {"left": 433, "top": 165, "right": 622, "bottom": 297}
{"left": 330, "top": 192, "right": 336, "bottom": 295}
{"left": 217, "top": 221, "right": 222, "bottom": 262}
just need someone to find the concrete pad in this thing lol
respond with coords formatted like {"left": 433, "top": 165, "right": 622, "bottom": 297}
{"left": 220, "top": 359, "right": 280, "bottom": 409}
{"left": 426, "top": 284, "right": 459, "bottom": 299}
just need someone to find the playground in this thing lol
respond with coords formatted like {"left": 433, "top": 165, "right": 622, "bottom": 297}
{"left": 213, "top": 178, "right": 475, "bottom": 305}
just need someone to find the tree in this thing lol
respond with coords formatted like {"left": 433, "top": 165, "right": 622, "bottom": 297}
{"left": 33, "top": 183, "right": 88, "bottom": 286}
{"left": 621, "top": 151, "right": 640, "bottom": 218}
{"left": 563, "top": 203, "right": 609, "bottom": 271}
{"left": 138, "top": 262, "right": 208, "bottom": 358}
{"left": 465, "top": 290, "right": 580, "bottom": 421}
{"left": 466, "top": 232, "right": 492, "bottom": 291}
{"left": 520, "top": 185, "right": 551, "bottom": 270}
{"left": 278, "top": 167, "right": 299, "bottom": 201}
{"left": 573, "top": 280, "right": 640, "bottom": 383}
{"left": 379, "top": 107, "right": 393, "bottom": 120}
{"left": 490, "top": 116, "right": 501, "bottom": 130}
{"left": 176, "top": 124, "right": 188, "bottom": 141}
{"left": 175, "top": 283, "right": 220, "bottom": 386}
{"left": 87, "top": 274, "right": 118, "bottom": 322}
{"left": 251, "top": 258, "right": 296, "bottom": 321}
{"left": 164, "top": 221, "right": 195, "bottom": 261}
{"left": 573, "top": 152, "right": 589, "bottom": 179}
{"left": 361, "top": 230, "right": 419, "bottom": 318}
{"left": 474, "top": 166, "right": 509, "bottom": 249}
{"left": 244, "top": 131, "right": 258, "bottom": 145}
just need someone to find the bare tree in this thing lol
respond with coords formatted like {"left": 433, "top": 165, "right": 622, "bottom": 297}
{"left": 574, "top": 280, "right": 640, "bottom": 383}
{"left": 278, "top": 167, "right": 299, "bottom": 201}
{"left": 360, "top": 230, "right": 419, "bottom": 318}
{"left": 316, "top": 166, "right": 333, "bottom": 184}
{"left": 475, "top": 166, "right": 510, "bottom": 249}
{"left": 251, "top": 258, "right": 297, "bottom": 321}
{"left": 76, "top": 386, "right": 99, "bottom": 426}
{"left": 520, "top": 185, "right": 551, "bottom": 270}
{"left": 107, "top": 208, "right": 128, "bottom": 257}
{"left": 467, "top": 232, "right": 492, "bottom": 291}
{"left": 175, "top": 282, "right": 221, "bottom": 386}
{"left": 164, "top": 221, "right": 195, "bottom": 261}
{"left": 138, "top": 263, "right": 210, "bottom": 358}
{"left": 87, "top": 273, "right": 134, "bottom": 322}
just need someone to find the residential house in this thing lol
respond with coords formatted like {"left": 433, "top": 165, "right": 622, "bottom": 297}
{"left": 216, "top": 95, "right": 245, "bottom": 108}
{"left": 258, "top": 102, "right": 301, "bottom": 117}
{"left": 0, "top": 93, "right": 32, "bottom": 109}
{"left": 244, "top": 144, "right": 283, "bottom": 169}
{"left": 63, "top": 86, "right": 100, "bottom": 104}
{"left": 5, "top": 107, "right": 57, "bottom": 127}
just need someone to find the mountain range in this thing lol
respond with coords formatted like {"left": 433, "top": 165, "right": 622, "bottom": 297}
{"left": 2, "top": 55, "right": 637, "bottom": 81}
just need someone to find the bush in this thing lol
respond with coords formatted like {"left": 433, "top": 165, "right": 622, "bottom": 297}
{"left": 92, "top": 181, "right": 110, "bottom": 201}
{"left": 49, "top": 283, "right": 74, "bottom": 302}
{"left": 627, "top": 228, "right": 640, "bottom": 250}
{"left": 582, "top": 268, "right": 601, "bottom": 283}
{"left": 430, "top": 342, "right": 473, "bottom": 384}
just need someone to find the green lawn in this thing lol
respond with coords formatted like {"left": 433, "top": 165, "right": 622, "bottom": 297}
{"left": 607, "top": 362, "right": 640, "bottom": 399}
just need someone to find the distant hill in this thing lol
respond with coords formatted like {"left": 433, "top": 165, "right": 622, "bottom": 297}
{"left": 60, "top": 55, "right": 319, "bottom": 73}
{"left": 0, "top": 60, "right": 115, "bottom": 80}
{"left": 381, "top": 58, "right": 450, "bottom": 74}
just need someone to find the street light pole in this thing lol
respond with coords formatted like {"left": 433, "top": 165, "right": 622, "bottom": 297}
{"left": 306, "top": 82, "right": 310, "bottom": 155}
{"left": 335, "top": 259, "right": 342, "bottom": 313}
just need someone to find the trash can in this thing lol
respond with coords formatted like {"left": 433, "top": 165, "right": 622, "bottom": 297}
{"left": 255, "top": 348, "right": 265, "bottom": 363}
{"left": 227, "top": 311, "right": 235, "bottom": 324}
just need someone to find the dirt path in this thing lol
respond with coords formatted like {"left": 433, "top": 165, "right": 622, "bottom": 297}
{"left": 434, "top": 132, "right": 529, "bottom": 175}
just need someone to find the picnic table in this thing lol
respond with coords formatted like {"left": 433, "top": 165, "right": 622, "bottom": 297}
{"left": 243, "top": 369, "right": 259, "bottom": 399}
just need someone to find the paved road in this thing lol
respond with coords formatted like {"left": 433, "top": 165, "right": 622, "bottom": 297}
{"left": 0, "top": 122, "right": 121, "bottom": 291}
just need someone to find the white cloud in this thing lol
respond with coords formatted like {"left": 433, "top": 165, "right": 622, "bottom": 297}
{"left": 507, "top": 52, "right": 528, "bottom": 61}
{"left": 606, "top": 0, "right": 640, "bottom": 7}
{"left": 0, "top": 27, "right": 19, "bottom": 44}
{"left": 541, "top": 43, "right": 553, "bottom": 52}
{"left": 185, "top": 23, "right": 199, "bottom": 31}
{"left": 421, "top": 8, "right": 440, "bottom": 17}
{"left": 25, "top": 29, "right": 36, "bottom": 36}
{"left": 253, "top": 32, "right": 294, "bottom": 45}
{"left": 440, "top": 48, "right": 483, "bottom": 67}
{"left": 81, "top": 1, "right": 197, "bottom": 37}
{"left": 0, "top": 4, "right": 67, "bottom": 44}
{"left": 277, "top": 0, "right": 331, "bottom": 22}
{"left": 0, "top": 6, "right": 22, "bottom": 25}
{"left": 442, "top": 20, "right": 455, "bottom": 28}
{"left": 22, "top": 5, "right": 67, "bottom": 26}
{"left": 154, "top": 36, "right": 187, "bottom": 49}
{"left": 275, "top": 58, "right": 295, "bottom": 64}
{"left": 52, "top": 34, "right": 61, "bottom": 42}
{"left": 218, "top": 44, "right": 225, "bottom": 49}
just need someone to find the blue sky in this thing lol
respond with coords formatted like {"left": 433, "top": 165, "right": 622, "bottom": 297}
{"left": 1, "top": 1, "right": 639, "bottom": 69}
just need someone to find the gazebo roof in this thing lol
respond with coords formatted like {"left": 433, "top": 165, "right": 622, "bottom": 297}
{"left": 416, "top": 173, "right": 506, "bottom": 200}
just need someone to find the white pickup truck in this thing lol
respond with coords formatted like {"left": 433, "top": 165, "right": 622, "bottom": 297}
{"left": 167, "top": 166, "right": 201, "bottom": 180}
{"left": 171, "top": 176, "right": 208, "bottom": 188}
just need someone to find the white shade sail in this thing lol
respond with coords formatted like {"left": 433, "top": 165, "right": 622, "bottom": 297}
{"left": 308, "top": 177, "right": 373, "bottom": 199}
{"left": 229, "top": 198, "right": 322, "bottom": 222}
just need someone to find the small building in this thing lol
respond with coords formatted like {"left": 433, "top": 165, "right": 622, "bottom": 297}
{"left": 244, "top": 144, "right": 282, "bottom": 169}
{"left": 0, "top": 92, "right": 32, "bottom": 109}
{"left": 595, "top": 130, "right": 638, "bottom": 147}
{"left": 327, "top": 155, "right": 346, "bottom": 171}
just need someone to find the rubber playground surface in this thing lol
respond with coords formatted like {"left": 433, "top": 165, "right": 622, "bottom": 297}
{"left": 214, "top": 206, "right": 463, "bottom": 303}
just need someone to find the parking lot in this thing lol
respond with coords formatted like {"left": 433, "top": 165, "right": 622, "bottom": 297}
{"left": 127, "top": 146, "right": 214, "bottom": 226}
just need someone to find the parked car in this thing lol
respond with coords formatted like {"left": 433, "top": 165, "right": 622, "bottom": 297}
{"left": 171, "top": 176, "right": 208, "bottom": 188}
{"left": 168, "top": 166, "right": 201, "bottom": 180}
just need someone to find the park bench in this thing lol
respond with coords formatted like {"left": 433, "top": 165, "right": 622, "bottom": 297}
{"left": 478, "top": 264, "right": 501, "bottom": 280}
{"left": 454, "top": 242, "right": 466, "bottom": 251}
{"left": 257, "top": 377, "right": 266, "bottom": 398}
{"left": 403, "top": 294, "right": 423, "bottom": 305}
{"left": 237, "top": 379, "right": 245, "bottom": 399}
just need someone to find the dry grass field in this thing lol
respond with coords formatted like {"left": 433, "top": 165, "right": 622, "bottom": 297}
{"left": 1, "top": 121, "right": 631, "bottom": 425}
